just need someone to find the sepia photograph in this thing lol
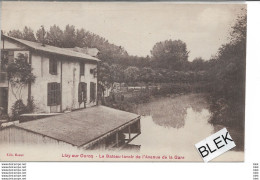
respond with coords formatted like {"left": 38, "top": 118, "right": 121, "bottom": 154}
{"left": 0, "top": 2, "right": 246, "bottom": 161}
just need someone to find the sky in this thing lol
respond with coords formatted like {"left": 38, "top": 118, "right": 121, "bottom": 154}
{"left": 1, "top": 2, "right": 246, "bottom": 61}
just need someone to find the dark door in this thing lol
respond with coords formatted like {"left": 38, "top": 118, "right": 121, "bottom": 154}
{"left": 0, "top": 87, "right": 8, "bottom": 114}
{"left": 90, "top": 82, "right": 96, "bottom": 103}
{"left": 78, "top": 82, "right": 87, "bottom": 104}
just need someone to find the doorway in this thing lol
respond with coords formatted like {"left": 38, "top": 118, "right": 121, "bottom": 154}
{"left": 0, "top": 87, "right": 8, "bottom": 115}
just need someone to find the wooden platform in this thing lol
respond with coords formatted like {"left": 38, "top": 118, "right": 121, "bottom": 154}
{"left": 14, "top": 106, "right": 140, "bottom": 148}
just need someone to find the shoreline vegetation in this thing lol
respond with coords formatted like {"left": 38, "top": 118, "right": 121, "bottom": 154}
{"left": 103, "top": 90, "right": 244, "bottom": 151}
{"left": 103, "top": 84, "right": 244, "bottom": 130}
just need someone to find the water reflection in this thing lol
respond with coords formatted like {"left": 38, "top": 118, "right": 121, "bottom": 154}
{"left": 135, "top": 94, "right": 209, "bottom": 129}
{"left": 131, "top": 94, "right": 244, "bottom": 161}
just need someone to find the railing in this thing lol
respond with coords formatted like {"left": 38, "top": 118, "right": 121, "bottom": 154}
{"left": 0, "top": 72, "right": 7, "bottom": 83}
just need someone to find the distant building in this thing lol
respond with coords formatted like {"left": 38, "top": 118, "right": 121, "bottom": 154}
{"left": 0, "top": 35, "right": 100, "bottom": 115}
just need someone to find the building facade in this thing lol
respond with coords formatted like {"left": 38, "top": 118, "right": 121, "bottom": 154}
{"left": 0, "top": 35, "right": 99, "bottom": 115}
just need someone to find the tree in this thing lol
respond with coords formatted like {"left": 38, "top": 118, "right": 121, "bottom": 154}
{"left": 150, "top": 39, "right": 189, "bottom": 69}
{"left": 229, "top": 9, "right": 247, "bottom": 45}
{"left": 76, "top": 28, "right": 87, "bottom": 47}
{"left": 62, "top": 25, "right": 76, "bottom": 47}
{"left": 8, "top": 27, "right": 36, "bottom": 41}
{"left": 139, "top": 67, "right": 156, "bottom": 84}
{"left": 190, "top": 57, "right": 206, "bottom": 71}
{"left": 8, "top": 29, "right": 23, "bottom": 39}
{"left": 124, "top": 66, "right": 140, "bottom": 84}
{"left": 44, "top": 25, "right": 64, "bottom": 47}
{"left": 7, "top": 53, "right": 36, "bottom": 120}
{"left": 208, "top": 9, "right": 246, "bottom": 129}
{"left": 7, "top": 53, "right": 36, "bottom": 100}
{"left": 22, "top": 26, "right": 36, "bottom": 41}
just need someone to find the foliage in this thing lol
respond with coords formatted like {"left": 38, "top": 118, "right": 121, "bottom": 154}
{"left": 7, "top": 29, "right": 23, "bottom": 39}
{"left": 62, "top": 25, "right": 77, "bottom": 48}
{"left": 190, "top": 57, "right": 209, "bottom": 71}
{"left": 11, "top": 99, "right": 27, "bottom": 120}
{"left": 124, "top": 66, "right": 140, "bottom": 84}
{"left": 9, "top": 98, "right": 36, "bottom": 121}
{"left": 150, "top": 39, "right": 189, "bottom": 69}
{"left": 8, "top": 26, "right": 36, "bottom": 41}
{"left": 7, "top": 53, "right": 36, "bottom": 100}
{"left": 22, "top": 26, "right": 36, "bottom": 41}
{"left": 207, "top": 9, "right": 246, "bottom": 128}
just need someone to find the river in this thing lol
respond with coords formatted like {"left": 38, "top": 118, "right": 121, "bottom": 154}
{"left": 130, "top": 93, "right": 244, "bottom": 161}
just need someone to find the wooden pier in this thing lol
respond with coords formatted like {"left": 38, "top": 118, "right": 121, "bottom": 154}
{"left": 0, "top": 106, "right": 141, "bottom": 150}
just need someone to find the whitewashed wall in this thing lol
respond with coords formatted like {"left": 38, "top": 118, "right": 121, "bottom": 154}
{"left": 31, "top": 53, "right": 61, "bottom": 113}
{"left": 81, "top": 63, "right": 98, "bottom": 106}
{"left": 31, "top": 54, "right": 97, "bottom": 113}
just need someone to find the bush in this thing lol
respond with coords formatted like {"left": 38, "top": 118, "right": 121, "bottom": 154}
{"left": 11, "top": 99, "right": 27, "bottom": 120}
{"left": 10, "top": 97, "right": 36, "bottom": 121}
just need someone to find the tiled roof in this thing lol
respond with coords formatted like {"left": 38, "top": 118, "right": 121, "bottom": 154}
{"left": 2, "top": 35, "right": 100, "bottom": 62}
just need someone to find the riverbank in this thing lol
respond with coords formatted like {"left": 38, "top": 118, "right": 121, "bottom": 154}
{"left": 128, "top": 93, "right": 243, "bottom": 161}
{"left": 103, "top": 82, "right": 210, "bottom": 113}
{"left": 104, "top": 92, "right": 244, "bottom": 152}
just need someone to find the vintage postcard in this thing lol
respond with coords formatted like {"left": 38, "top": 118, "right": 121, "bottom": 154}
{"left": 0, "top": 2, "right": 246, "bottom": 161}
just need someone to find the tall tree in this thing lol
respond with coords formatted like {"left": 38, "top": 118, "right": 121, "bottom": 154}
{"left": 45, "top": 25, "right": 64, "bottom": 47}
{"left": 150, "top": 39, "right": 189, "bottom": 69}
{"left": 62, "top": 25, "right": 76, "bottom": 47}
{"left": 190, "top": 57, "right": 206, "bottom": 71}
{"left": 124, "top": 66, "right": 140, "bottom": 84}
{"left": 208, "top": 9, "right": 246, "bottom": 128}
{"left": 22, "top": 26, "right": 36, "bottom": 41}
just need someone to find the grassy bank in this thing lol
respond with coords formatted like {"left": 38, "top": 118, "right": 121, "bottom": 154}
{"left": 103, "top": 82, "right": 210, "bottom": 113}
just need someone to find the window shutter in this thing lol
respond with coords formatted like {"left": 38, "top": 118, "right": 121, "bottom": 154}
{"left": 84, "top": 83, "right": 87, "bottom": 101}
{"left": 80, "top": 63, "right": 85, "bottom": 76}
{"left": 49, "top": 59, "right": 58, "bottom": 75}
{"left": 90, "top": 82, "right": 96, "bottom": 102}
{"left": 78, "top": 82, "right": 82, "bottom": 102}
{"left": 90, "top": 82, "right": 93, "bottom": 102}
{"left": 94, "top": 83, "right": 96, "bottom": 100}
{"left": 47, "top": 83, "right": 51, "bottom": 106}
{"left": 56, "top": 83, "right": 61, "bottom": 105}
{"left": 8, "top": 51, "right": 14, "bottom": 63}
{"left": 49, "top": 59, "right": 52, "bottom": 74}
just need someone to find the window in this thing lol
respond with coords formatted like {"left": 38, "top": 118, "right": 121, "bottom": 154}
{"left": 47, "top": 82, "right": 61, "bottom": 106}
{"left": 1, "top": 51, "right": 13, "bottom": 72}
{"left": 78, "top": 82, "right": 87, "bottom": 103}
{"left": 8, "top": 51, "right": 14, "bottom": 63}
{"left": 90, "top": 68, "right": 97, "bottom": 78}
{"left": 49, "top": 58, "right": 57, "bottom": 75}
{"left": 1, "top": 51, "right": 8, "bottom": 72}
{"left": 90, "top": 82, "right": 96, "bottom": 103}
{"left": 80, "top": 62, "right": 85, "bottom": 76}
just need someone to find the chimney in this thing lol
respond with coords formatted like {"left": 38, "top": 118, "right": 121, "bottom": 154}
{"left": 41, "top": 25, "right": 46, "bottom": 46}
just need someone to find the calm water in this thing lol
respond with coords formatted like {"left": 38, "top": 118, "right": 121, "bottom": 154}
{"left": 130, "top": 93, "right": 244, "bottom": 161}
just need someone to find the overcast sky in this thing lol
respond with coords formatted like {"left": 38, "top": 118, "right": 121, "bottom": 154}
{"left": 1, "top": 2, "right": 245, "bottom": 61}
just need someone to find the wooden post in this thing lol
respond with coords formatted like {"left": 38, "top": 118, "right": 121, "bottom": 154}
{"left": 128, "top": 126, "right": 131, "bottom": 140}
{"left": 137, "top": 119, "right": 141, "bottom": 133}
{"left": 116, "top": 132, "right": 119, "bottom": 147}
